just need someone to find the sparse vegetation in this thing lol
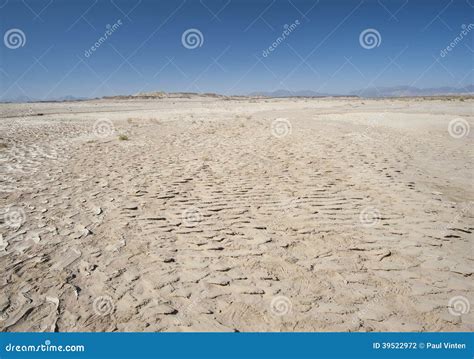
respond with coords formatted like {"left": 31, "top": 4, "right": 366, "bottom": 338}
{"left": 118, "top": 134, "right": 129, "bottom": 141}
{"left": 0, "top": 142, "right": 7, "bottom": 149}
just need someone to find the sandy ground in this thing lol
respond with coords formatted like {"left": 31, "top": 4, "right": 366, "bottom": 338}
{"left": 0, "top": 97, "right": 473, "bottom": 332}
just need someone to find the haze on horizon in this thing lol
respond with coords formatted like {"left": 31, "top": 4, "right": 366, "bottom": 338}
{"left": 0, "top": 0, "right": 473, "bottom": 101}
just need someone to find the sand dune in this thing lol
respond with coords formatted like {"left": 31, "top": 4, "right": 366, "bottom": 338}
{"left": 0, "top": 97, "right": 472, "bottom": 332}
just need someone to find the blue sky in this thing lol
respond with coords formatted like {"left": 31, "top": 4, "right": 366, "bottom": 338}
{"left": 0, "top": 0, "right": 473, "bottom": 100}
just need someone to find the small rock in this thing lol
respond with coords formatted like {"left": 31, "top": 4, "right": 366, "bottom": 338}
{"left": 235, "top": 286, "right": 265, "bottom": 295}
{"left": 378, "top": 250, "right": 391, "bottom": 261}
{"left": 0, "top": 234, "right": 7, "bottom": 250}
{"left": 211, "top": 264, "right": 232, "bottom": 272}
{"left": 79, "top": 260, "right": 97, "bottom": 275}
{"left": 30, "top": 233, "right": 41, "bottom": 244}
{"left": 95, "top": 207, "right": 103, "bottom": 215}
{"left": 82, "top": 228, "right": 92, "bottom": 237}
{"left": 74, "top": 227, "right": 92, "bottom": 239}
{"left": 123, "top": 203, "right": 138, "bottom": 210}
{"left": 207, "top": 246, "right": 224, "bottom": 251}
{"left": 154, "top": 303, "right": 178, "bottom": 315}
{"left": 450, "top": 264, "right": 473, "bottom": 276}
{"left": 207, "top": 276, "right": 231, "bottom": 286}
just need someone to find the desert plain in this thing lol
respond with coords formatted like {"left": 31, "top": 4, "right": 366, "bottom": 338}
{"left": 0, "top": 95, "right": 472, "bottom": 332}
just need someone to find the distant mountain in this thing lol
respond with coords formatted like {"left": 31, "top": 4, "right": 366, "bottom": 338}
{"left": 0, "top": 95, "right": 88, "bottom": 103}
{"left": 2, "top": 86, "right": 472, "bottom": 103}
{"left": 248, "top": 86, "right": 473, "bottom": 98}
{"left": 351, "top": 85, "right": 474, "bottom": 98}
{"left": 0, "top": 95, "right": 38, "bottom": 103}
{"left": 53, "top": 95, "right": 88, "bottom": 102}
{"left": 248, "top": 89, "right": 334, "bottom": 97}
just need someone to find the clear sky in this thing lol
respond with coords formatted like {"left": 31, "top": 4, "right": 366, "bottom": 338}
{"left": 0, "top": 0, "right": 473, "bottom": 100}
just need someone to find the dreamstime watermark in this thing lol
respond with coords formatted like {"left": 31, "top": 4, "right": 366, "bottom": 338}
{"left": 438, "top": 201, "right": 473, "bottom": 237}
{"left": 279, "top": 197, "right": 301, "bottom": 214}
{"left": 347, "top": 117, "right": 380, "bottom": 143}
{"left": 3, "top": 206, "right": 26, "bottom": 229}
{"left": 181, "top": 28, "right": 204, "bottom": 49}
{"left": 440, "top": 24, "right": 474, "bottom": 58}
{"left": 448, "top": 118, "right": 470, "bottom": 139}
{"left": 448, "top": 295, "right": 470, "bottom": 316}
{"left": 84, "top": 20, "right": 123, "bottom": 58}
{"left": 262, "top": 20, "right": 300, "bottom": 58}
{"left": 173, "top": 289, "right": 208, "bottom": 325}
{"left": 4, "top": 340, "right": 85, "bottom": 353}
{"left": 0, "top": 299, "right": 20, "bottom": 321}
{"left": 359, "top": 206, "right": 380, "bottom": 227}
{"left": 271, "top": 118, "right": 292, "bottom": 138}
{"left": 17, "top": 107, "right": 35, "bottom": 121}
{"left": 3, "top": 28, "right": 26, "bottom": 49}
{"left": 182, "top": 207, "right": 202, "bottom": 227}
{"left": 270, "top": 295, "right": 292, "bottom": 316}
{"left": 93, "top": 295, "right": 115, "bottom": 316}
{"left": 51, "top": 247, "right": 81, "bottom": 271}
{"left": 0, "top": 234, "right": 6, "bottom": 250}
{"left": 359, "top": 28, "right": 381, "bottom": 49}
{"left": 351, "top": 287, "right": 390, "bottom": 325}
{"left": 93, "top": 118, "right": 115, "bottom": 138}
{"left": 235, "top": 151, "right": 274, "bottom": 173}
{"left": 26, "top": 144, "right": 59, "bottom": 161}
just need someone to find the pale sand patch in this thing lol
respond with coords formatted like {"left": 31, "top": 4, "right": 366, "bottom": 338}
{"left": 0, "top": 97, "right": 472, "bottom": 332}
